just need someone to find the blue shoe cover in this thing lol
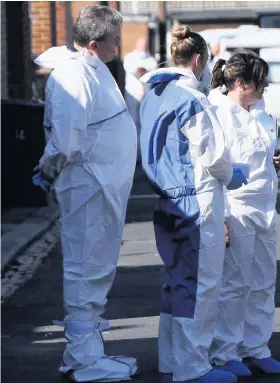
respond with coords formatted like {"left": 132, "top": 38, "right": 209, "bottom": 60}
{"left": 185, "top": 369, "right": 238, "bottom": 383}
{"left": 243, "top": 357, "right": 280, "bottom": 374}
{"left": 215, "top": 360, "right": 252, "bottom": 376}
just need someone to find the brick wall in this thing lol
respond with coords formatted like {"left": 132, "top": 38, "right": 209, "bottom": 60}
{"left": 1, "top": 2, "right": 8, "bottom": 99}
{"left": 71, "top": 1, "right": 98, "bottom": 20}
{"left": 122, "top": 22, "right": 148, "bottom": 57}
{"left": 56, "top": 2, "right": 66, "bottom": 46}
{"left": 31, "top": 1, "right": 51, "bottom": 54}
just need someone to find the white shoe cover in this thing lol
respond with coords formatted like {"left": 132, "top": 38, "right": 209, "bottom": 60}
{"left": 59, "top": 322, "right": 137, "bottom": 382}
{"left": 66, "top": 356, "right": 137, "bottom": 382}
{"left": 53, "top": 317, "right": 111, "bottom": 333}
{"left": 96, "top": 317, "right": 111, "bottom": 332}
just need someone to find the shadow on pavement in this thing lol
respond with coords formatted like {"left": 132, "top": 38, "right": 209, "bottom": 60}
{"left": 2, "top": 329, "right": 280, "bottom": 383}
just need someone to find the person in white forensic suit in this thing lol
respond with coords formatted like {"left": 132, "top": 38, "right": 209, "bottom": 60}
{"left": 123, "top": 38, "right": 158, "bottom": 160}
{"left": 208, "top": 50, "right": 280, "bottom": 378}
{"left": 32, "top": 5, "right": 137, "bottom": 382}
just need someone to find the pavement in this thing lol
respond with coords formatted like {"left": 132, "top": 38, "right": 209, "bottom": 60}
{"left": 1, "top": 202, "right": 59, "bottom": 272}
{"left": 2, "top": 166, "right": 280, "bottom": 383}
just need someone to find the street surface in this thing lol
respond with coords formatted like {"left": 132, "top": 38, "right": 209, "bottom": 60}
{"left": 2, "top": 170, "right": 280, "bottom": 383}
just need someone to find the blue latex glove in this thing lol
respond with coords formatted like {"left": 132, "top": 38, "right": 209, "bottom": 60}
{"left": 226, "top": 168, "right": 248, "bottom": 190}
{"left": 32, "top": 165, "right": 51, "bottom": 193}
{"left": 32, "top": 172, "right": 51, "bottom": 192}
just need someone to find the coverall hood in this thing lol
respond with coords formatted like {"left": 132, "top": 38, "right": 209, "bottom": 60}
{"left": 34, "top": 45, "right": 98, "bottom": 69}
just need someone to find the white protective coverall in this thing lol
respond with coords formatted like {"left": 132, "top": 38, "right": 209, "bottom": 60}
{"left": 35, "top": 46, "right": 137, "bottom": 382}
{"left": 208, "top": 87, "right": 279, "bottom": 364}
{"left": 140, "top": 68, "right": 234, "bottom": 381}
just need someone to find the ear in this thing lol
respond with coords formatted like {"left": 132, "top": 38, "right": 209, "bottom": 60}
{"left": 195, "top": 53, "right": 202, "bottom": 68}
{"left": 88, "top": 40, "right": 98, "bottom": 52}
{"left": 235, "top": 78, "right": 246, "bottom": 91}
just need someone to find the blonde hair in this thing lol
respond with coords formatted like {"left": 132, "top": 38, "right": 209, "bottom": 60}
{"left": 171, "top": 25, "right": 207, "bottom": 66}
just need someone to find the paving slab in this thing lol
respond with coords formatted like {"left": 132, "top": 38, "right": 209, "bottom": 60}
{"left": 1, "top": 204, "right": 59, "bottom": 271}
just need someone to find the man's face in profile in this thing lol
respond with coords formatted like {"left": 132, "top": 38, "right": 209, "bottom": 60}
{"left": 95, "top": 26, "right": 121, "bottom": 64}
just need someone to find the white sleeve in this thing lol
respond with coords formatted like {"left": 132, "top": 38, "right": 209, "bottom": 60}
{"left": 224, "top": 191, "right": 230, "bottom": 220}
{"left": 39, "top": 63, "right": 93, "bottom": 179}
{"left": 181, "top": 107, "right": 232, "bottom": 186}
{"left": 123, "top": 53, "right": 135, "bottom": 73}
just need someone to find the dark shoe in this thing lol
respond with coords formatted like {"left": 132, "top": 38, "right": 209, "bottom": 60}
{"left": 243, "top": 357, "right": 280, "bottom": 374}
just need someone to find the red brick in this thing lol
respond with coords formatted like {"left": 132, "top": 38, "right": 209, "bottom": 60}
{"left": 31, "top": 1, "right": 51, "bottom": 52}
{"left": 55, "top": 1, "right": 66, "bottom": 45}
{"left": 71, "top": 1, "right": 98, "bottom": 20}
{"left": 122, "top": 23, "right": 148, "bottom": 58}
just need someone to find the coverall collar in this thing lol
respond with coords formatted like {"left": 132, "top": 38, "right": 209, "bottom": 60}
{"left": 210, "top": 86, "right": 265, "bottom": 117}
{"left": 140, "top": 67, "right": 199, "bottom": 89}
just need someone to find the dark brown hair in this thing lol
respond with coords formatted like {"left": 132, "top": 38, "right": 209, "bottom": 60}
{"left": 211, "top": 50, "right": 269, "bottom": 90}
{"left": 170, "top": 25, "right": 207, "bottom": 66}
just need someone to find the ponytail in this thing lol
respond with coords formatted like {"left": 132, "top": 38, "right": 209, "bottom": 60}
{"left": 211, "top": 59, "right": 226, "bottom": 89}
{"left": 211, "top": 50, "right": 268, "bottom": 90}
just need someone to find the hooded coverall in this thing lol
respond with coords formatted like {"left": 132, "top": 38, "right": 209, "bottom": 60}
{"left": 34, "top": 46, "right": 137, "bottom": 382}
{"left": 140, "top": 68, "right": 234, "bottom": 382}
{"left": 208, "top": 87, "right": 278, "bottom": 365}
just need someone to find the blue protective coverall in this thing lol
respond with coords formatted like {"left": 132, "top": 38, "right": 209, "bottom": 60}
{"left": 140, "top": 67, "right": 234, "bottom": 382}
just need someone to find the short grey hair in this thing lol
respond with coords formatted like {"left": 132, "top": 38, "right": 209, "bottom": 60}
{"left": 73, "top": 5, "right": 123, "bottom": 46}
